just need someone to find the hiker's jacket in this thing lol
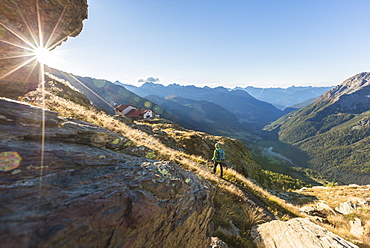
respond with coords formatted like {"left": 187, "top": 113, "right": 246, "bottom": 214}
{"left": 212, "top": 148, "right": 225, "bottom": 162}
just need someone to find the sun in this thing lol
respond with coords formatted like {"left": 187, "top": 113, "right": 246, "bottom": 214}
{"left": 33, "top": 46, "right": 54, "bottom": 65}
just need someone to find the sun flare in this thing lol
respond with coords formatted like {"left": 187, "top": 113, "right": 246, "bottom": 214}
{"left": 33, "top": 46, "right": 54, "bottom": 66}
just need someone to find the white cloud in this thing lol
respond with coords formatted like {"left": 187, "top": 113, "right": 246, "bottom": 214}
{"left": 138, "top": 77, "right": 160, "bottom": 83}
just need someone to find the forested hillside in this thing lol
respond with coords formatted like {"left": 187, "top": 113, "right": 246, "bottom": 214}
{"left": 265, "top": 73, "right": 370, "bottom": 184}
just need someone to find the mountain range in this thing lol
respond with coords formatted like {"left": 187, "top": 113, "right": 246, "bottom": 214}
{"left": 118, "top": 82, "right": 287, "bottom": 129}
{"left": 265, "top": 72, "right": 370, "bottom": 184}
{"left": 48, "top": 69, "right": 259, "bottom": 143}
{"left": 145, "top": 94, "right": 253, "bottom": 137}
{"left": 237, "top": 85, "right": 333, "bottom": 110}
{"left": 48, "top": 69, "right": 167, "bottom": 116}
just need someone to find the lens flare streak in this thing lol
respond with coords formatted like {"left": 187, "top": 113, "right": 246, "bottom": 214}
{"left": 1, "top": 0, "right": 115, "bottom": 184}
{"left": 44, "top": 3, "right": 69, "bottom": 50}
{"left": 67, "top": 73, "right": 114, "bottom": 108}
{"left": 0, "top": 53, "right": 36, "bottom": 61}
{"left": 0, "top": 38, "right": 35, "bottom": 53}
{"left": 0, "top": 22, "right": 37, "bottom": 51}
{"left": 0, "top": 57, "right": 37, "bottom": 81}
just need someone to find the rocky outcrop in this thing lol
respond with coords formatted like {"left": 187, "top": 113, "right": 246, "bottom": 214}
{"left": 350, "top": 218, "right": 364, "bottom": 238}
{"left": 317, "top": 72, "right": 370, "bottom": 113}
{"left": 335, "top": 201, "right": 360, "bottom": 215}
{"left": 299, "top": 202, "right": 335, "bottom": 223}
{"left": 210, "top": 237, "right": 228, "bottom": 248}
{"left": 320, "top": 72, "right": 370, "bottom": 100}
{"left": 0, "top": 98, "right": 215, "bottom": 248}
{"left": 0, "top": 0, "right": 88, "bottom": 98}
{"left": 252, "top": 218, "right": 359, "bottom": 248}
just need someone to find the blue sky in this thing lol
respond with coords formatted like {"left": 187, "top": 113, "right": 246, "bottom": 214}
{"left": 52, "top": 0, "right": 370, "bottom": 88}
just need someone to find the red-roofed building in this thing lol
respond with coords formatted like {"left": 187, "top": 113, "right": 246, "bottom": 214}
{"left": 115, "top": 104, "right": 155, "bottom": 119}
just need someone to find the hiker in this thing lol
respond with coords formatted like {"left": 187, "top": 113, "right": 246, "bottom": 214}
{"left": 212, "top": 142, "right": 225, "bottom": 178}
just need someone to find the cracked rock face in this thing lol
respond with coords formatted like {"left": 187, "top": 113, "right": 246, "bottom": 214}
{"left": 0, "top": 0, "right": 88, "bottom": 97}
{"left": 0, "top": 98, "right": 215, "bottom": 248}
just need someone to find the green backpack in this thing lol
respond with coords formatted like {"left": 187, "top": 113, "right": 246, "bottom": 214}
{"left": 216, "top": 149, "right": 225, "bottom": 161}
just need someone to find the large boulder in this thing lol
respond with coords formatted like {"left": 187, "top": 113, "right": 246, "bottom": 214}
{"left": 0, "top": 98, "right": 215, "bottom": 248}
{"left": 335, "top": 201, "right": 360, "bottom": 215}
{"left": 0, "top": 0, "right": 88, "bottom": 97}
{"left": 252, "top": 218, "right": 358, "bottom": 248}
{"left": 350, "top": 218, "right": 364, "bottom": 238}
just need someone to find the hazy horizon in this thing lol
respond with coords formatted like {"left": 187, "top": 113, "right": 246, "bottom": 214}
{"left": 113, "top": 77, "right": 335, "bottom": 89}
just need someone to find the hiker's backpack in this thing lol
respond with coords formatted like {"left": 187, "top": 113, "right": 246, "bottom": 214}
{"left": 216, "top": 149, "right": 225, "bottom": 161}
